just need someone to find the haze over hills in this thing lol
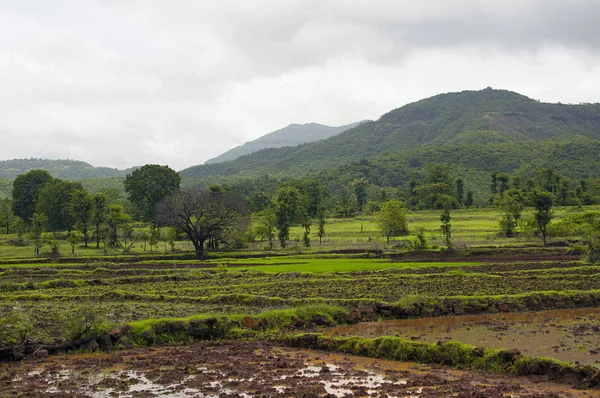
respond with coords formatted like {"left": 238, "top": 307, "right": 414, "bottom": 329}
{"left": 0, "top": 159, "right": 136, "bottom": 180}
{"left": 204, "top": 121, "right": 363, "bottom": 164}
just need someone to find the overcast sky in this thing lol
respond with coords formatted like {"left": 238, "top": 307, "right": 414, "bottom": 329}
{"left": 1, "top": 0, "right": 599, "bottom": 170}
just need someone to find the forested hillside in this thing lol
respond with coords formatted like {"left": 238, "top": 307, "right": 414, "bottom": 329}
{"left": 204, "top": 121, "right": 361, "bottom": 164}
{"left": 181, "top": 88, "right": 600, "bottom": 199}
{"left": 0, "top": 159, "right": 135, "bottom": 180}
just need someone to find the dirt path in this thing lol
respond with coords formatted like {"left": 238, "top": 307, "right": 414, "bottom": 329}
{"left": 1, "top": 341, "right": 598, "bottom": 397}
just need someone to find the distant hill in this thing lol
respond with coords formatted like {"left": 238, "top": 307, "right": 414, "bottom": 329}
{"left": 204, "top": 122, "right": 362, "bottom": 164}
{"left": 0, "top": 159, "right": 136, "bottom": 180}
{"left": 180, "top": 88, "right": 600, "bottom": 199}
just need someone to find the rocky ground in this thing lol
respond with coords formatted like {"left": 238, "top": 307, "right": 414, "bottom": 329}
{"left": 2, "top": 341, "right": 599, "bottom": 397}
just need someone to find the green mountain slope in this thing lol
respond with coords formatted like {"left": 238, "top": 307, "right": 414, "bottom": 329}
{"left": 204, "top": 121, "right": 362, "bottom": 164}
{"left": 181, "top": 88, "right": 600, "bottom": 184}
{"left": 0, "top": 159, "right": 135, "bottom": 180}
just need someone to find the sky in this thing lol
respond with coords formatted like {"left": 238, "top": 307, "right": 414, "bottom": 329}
{"left": 1, "top": 0, "right": 599, "bottom": 171}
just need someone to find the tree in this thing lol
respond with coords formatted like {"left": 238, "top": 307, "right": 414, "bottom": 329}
{"left": 105, "top": 204, "right": 132, "bottom": 249}
{"left": 36, "top": 179, "right": 83, "bottom": 231}
{"left": 70, "top": 188, "right": 93, "bottom": 247}
{"left": 317, "top": 208, "right": 326, "bottom": 245}
{"left": 92, "top": 194, "right": 109, "bottom": 249}
{"left": 496, "top": 188, "right": 525, "bottom": 238}
{"left": 581, "top": 220, "right": 600, "bottom": 264}
{"left": 273, "top": 186, "right": 302, "bottom": 248}
{"left": 497, "top": 173, "right": 510, "bottom": 195}
{"left": 29, "top": 212, "right": 47, "bottom": 255}
{"left": 374, "top": 200, "right": 408, "bottom": 243}
{"left": 124, "top": 164, "right": 181, "bottom": 223}
{"left": 456, "top": 178, "right": 464, "bottom": 206}
{"left": 528, "top": 189, "right": 554, "bottom": 246}
{"left": 156, "top": 188, "right": 248, "bottom": 259}
{"left": 67, "top": 231, "right": 83, "bottom": 254}
{"left": 465, "top": 191, "right": 474, "bottom": 208}
{"left": 436, "top": 194, "right": 457, "bottom": 252}
{"left": 12, "top": 169, "right": 53, "bottom": 223}
{"left": 0, "top": 199, "right": 15, "bottom": 234}
{"left": 254, "top": 208, "right": 277, "bottom": 249}
{"left": 302, "top": 218, "right": 312, "bottom": 247}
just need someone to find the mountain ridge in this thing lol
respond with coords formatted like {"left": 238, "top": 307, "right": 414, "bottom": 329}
{"left": 180, "top": 88, "right": 600, "bottom": 183}
{"left": 204, "top": 121, "right": 363, "bottom": 164}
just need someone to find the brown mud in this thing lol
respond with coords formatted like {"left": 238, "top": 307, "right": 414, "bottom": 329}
{"left": 326, "top": 308, "right": 600, "bottom": 366}
{"left": 2, "top": 341, "right": 598, "bottom": 397}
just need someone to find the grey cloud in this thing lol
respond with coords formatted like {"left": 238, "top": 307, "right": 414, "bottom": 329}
{"left": 1, "top": 0, "right": 599, "bottom": 169}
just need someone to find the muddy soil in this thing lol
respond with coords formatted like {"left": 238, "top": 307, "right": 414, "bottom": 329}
{"left": 1, "top": 341, "right": 598, "bottom": 397}
{"left": 326, "top": 308, "right": 600, "bottom": 366}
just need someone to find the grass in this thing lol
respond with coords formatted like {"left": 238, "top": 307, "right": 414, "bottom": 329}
{"left": 1, "top": 206, "right": 599, "bottom": 375}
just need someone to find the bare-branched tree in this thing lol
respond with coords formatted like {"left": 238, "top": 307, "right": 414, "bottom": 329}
{"left": 156, "top": 188, "right": 248, "bottom": 258}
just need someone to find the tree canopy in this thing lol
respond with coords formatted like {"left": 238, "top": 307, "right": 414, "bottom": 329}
{"left": 124, "top": 164, "right": 181, "bottom": 223}
{"left": 156, "top": 188, "right": 247, "bottom": 258}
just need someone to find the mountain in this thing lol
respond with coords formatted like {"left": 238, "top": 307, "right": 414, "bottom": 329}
{"left": 180, "top": 88, "right": 600, "bottom": 196}
{"left": 204, "top": 122, "right": 362, "bottom": 164}
{"left": 0, "top": 159, "right": 136, "bottom": 180}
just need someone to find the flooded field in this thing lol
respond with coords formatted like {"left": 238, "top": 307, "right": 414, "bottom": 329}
{"left": 325, "top": 308, "right": 600, "bottom": 366}
{"left": 2, "top": 341, "right": 598, "bottom": 397}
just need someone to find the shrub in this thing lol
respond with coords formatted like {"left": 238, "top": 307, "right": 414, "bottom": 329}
{"left": 62, "top": 306, "right": 110, "bottom": 341}
{"left": 0, "top": 303, "right": 34, "bottom": 345}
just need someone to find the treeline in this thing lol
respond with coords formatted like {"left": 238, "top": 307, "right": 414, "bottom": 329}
{"left": 2, "top": 162, "right": 600, "bottom": 258}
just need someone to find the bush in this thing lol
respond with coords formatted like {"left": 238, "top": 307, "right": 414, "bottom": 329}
{"left": 62, "top": 306, "right": 110, "bottom": 341}
{"left": 0, "top": 303, "right": 34, "bottom": 345}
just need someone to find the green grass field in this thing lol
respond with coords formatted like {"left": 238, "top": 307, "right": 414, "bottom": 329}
{"left": 1, "top": 205, "right": 599, "bottom": 355}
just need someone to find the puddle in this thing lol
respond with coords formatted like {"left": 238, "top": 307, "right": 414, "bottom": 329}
{"left": 6, "top": 341, "right": 600, "bottom": 397}
{"left": 325, "top": 307, "right": 600, "bottom": 365}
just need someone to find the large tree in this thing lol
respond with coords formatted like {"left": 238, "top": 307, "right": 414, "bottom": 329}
{"left": 12, "top": 169, "right": 53, "bottom": 223}
{"left": 124, "top": 164, "right": 181, "bottom": 223}
{"left": 157, "top": 188, "right": 247, "bottom": 259}
{"left": 36, "top": 179, "right": 83, "bottom": 231}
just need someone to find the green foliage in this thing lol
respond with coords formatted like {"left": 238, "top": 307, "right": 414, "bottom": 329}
{"left": 274, "top": 186, "right": 302, "bottom": 248}
{"left": 70, "top": 188, "right": 93, "bottom": 247}
{"left": 11, "top": 169, "right": 53, "bottom": 222}
{"left": 36, "top": 179, "right": 83, "bottom": 231}
{"left": 179, "top": 89, "right": 600, "bottom": 209}
{"left": 0, "top": 302, "right": 34, "bottom": 345}
{"left": 62, "top": 305, "right": 110, "bottom": 341}
{"left": 0, "top": 199, "right": 15, "bottom": 234}
{"left": 124, "top": 164, "right": 181, "bottom": 223}
{"left": 156, "top": 188, "right": 248, "bottom": 258}
{"left": 496, "top": 188, "right": 525, "bottom": 237}
{"left": 374, "top": 200, "right": 408, "bottom": 243}
{"left": 581, "top": 219, "right": 600, "bottom": 264}
{"left": 254, "top": 208, "right": 277, "bottom": 249}
{"left": 528, "top": 189, "right": 554, "bottom": 246}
